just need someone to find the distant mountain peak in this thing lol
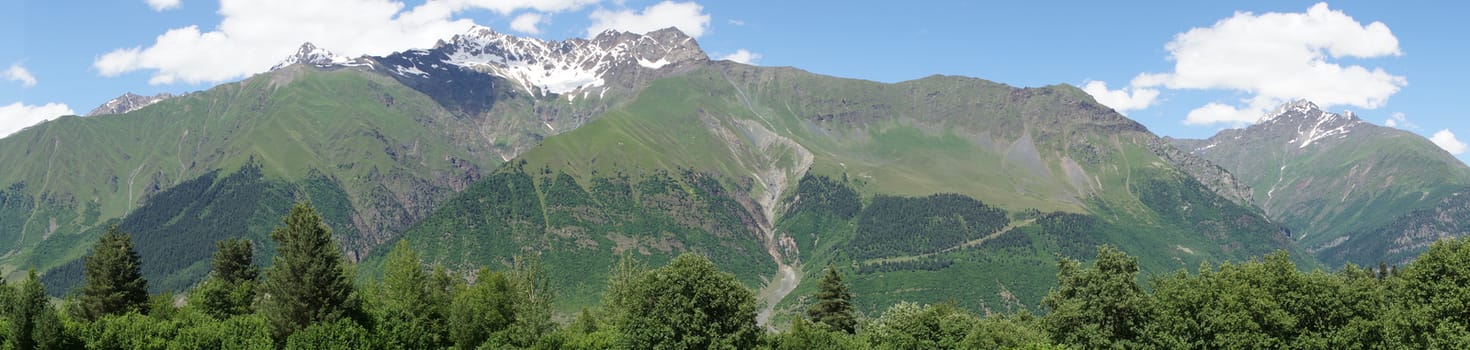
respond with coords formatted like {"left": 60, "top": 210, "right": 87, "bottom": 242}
{"left": 1253, "top": 99, "right": 1364, "bottom": 149}
{"left": 271, "top": 42, "right": 353, "bottom": 70}
{"left": 86, "top": 92, "right": 175, "bottom": 116}
{"left": 429, "top": 25, "right": 707, "bottom": 96}
{"left": 1259, "top": 99, "right": 1320, "bottom": 124}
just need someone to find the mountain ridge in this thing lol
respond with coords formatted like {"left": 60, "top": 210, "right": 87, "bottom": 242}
{"left": 0, "top": 26, "right": 726, "bottom": 292}
{"left": 1172, "top": 100, "right": 1470, "bottom": 265}
{"left": 5, "top": 27, "right": 1300, "bottom": 317}
{"left": 86, "top": 92, "right": 177, "bottom": 116}
{"left": 386, "top": 61, "right": 1301, "bottom": 315}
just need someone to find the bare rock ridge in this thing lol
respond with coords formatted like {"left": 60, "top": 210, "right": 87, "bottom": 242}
{"left": 1148, "top": 138, "right": 1258, "bottom": 207}
{"left": 86, "top": 92, "right": 176, "bottom": 116}
{"left": 270, "top": 42, "right": 356, "bottom": 70}
{"left": 430, "top": 25, "right": 707, "bottom": 96}
{"left": 273, "top": 26, "right": 708, "bottom": 98}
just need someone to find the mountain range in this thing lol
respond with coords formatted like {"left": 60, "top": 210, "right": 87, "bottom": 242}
{"left": 1171, "top": 100, "right": 1470, "bottom": 267}
{"left": 0, "top": 26, "right": 1460, "bottom": 319}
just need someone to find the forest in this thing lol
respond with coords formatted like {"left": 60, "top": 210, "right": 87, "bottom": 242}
{"left": 3, "top": 201, "right": 1470, "bottom": 349}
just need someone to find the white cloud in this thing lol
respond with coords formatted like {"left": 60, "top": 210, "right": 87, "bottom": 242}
{"left": 0, "top": 102, "right": 74, "bottom": 138}
{"left": 1134, "top": 3, "right": 1405, "bottom": 126}
{"left": 1184, "top": 102, "right": 1257, "bottom": 125}
{"left": 1431, "top": 129, "right": 1467, "bottom": 155}
{"left": 728, "top": 19, "right": 744, "bottom": 26}
{"left": 454, "top": 0, "right": 598, "bottom": 15}
{"left": 1384, "top": 112, "right": 1419, "bottom": 130}
{"left": 4, "top": 63, "right": 37, "bottom": 88}
{"left": 510, "top": 13, "right": 544, "bottom": 34}
{"left": 146, "top": 0, "right": 181, "bottom": 11}
{"left": 1080, "top": 80, "right": 1159, "bottom": 115}
{"left": 95, "top": 0, "right": 599, "bottom": 85}
{"left": 718, "top": 49, "right": 761, "bottom": 65}
{"left": 587, "top": 1, "right": 710, "bottom": 38}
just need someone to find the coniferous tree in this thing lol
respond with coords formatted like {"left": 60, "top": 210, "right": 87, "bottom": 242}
{"left": 259, "top": 202, "right": 360, "bottom": 344}
{"left": 80, "top": 225, "right": 149, "bottom": 320}
{"left": 195, "top": 238, "right": 259, "bottom": 319}
{"left": 214, "top": 238, "right": 258, "bottom": 284}
{"left": 11, "top": 271, "right": 68, "bottom": 350}
{"left": 0, "top": 275, "right": 11, "bottom": 316}
{"left": 807, "top": 265, "right": 857, "bottom": 333}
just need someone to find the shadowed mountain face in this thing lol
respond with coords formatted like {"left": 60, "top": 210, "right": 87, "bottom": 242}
{"left": 1172, "top": 100, "right": 1470, "bottom": 266}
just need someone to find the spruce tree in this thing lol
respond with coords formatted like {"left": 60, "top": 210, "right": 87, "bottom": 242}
{"left": 80, "top": 225, "right": 149, "bottom": 320}
{"left": 195, "top": 238, "right": 259, "bottom": 319}
{"left": 259, "top": 202, "right": 359, "bottom": 343}
{"left": 807, "top": 265, "right": 857, "bottom": 333}
{"left": 214, "top": 238, "right": 259, "bottom": 284}
{"left": 11, "top": 271, "right": 68, "bottom": 350}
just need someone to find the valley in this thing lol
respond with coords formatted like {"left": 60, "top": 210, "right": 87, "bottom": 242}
{"left": 0, "top": 22, "right": 1464, "bottom": 332}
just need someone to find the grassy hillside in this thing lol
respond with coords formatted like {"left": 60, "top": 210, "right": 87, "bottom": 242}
{"left": 0, "top": 65, "right": 508, "bottom": 284}
{"left": 391, "top": 63, "right": 1301, "bottom": 316}
{"left": 1176, "top": 109, "right": 1470, "bottom": 266}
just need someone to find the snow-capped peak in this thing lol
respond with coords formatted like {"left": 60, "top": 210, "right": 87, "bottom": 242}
{"left": 271, "top": 42, "right": 352, "bottom": 70}
{"left": 86, "top": 92, "right": 176, "bottom": 116}
{"left": 1255, "top": 100, "right": 1365, "bottom": 149}
{"left": 436, "top": 25, "right": 706, "bottom": 96}
{"left": 1258, "top": 99, "right": 1320, "bottom": 124}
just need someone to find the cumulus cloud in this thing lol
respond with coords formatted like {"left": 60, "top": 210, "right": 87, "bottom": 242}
{"left": 1183, "top": 102, "right": 1267, "bottom": 125}
{"left": 1384, "top": 112, "right": 1418, "bottom": 130}
{"left": 510, "top": 13, "right": 544, "bottom": 34}
{"left": 0, "top": 102, "right": 74, "bottom": 138}
{"left": 146, "top": 0, "right": 181, "bottom": 11}
{"left": 1135, "top": 2, "right": 1405, "bottom": 125}
{"left": 587, "top": 1, "right": 710, "bottom": 38}
{"left": 4, "top": 63, "right": 37, "bottom": 88}
{"left": 718, "top": 49, "right": 761, "bottom": 65}
{"left": 95, "top": 0, "right": 599, "bottom": 85}
{"left": 1081, "top": 80, "right": 1159, "bottom": 115}
{"left": 1431, "top": 129, "right": 1467, "bottom": 155}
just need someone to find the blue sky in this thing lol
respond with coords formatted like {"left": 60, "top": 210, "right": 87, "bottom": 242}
{"left": 3, "top": 0, "right": 1467, "bottom": 159}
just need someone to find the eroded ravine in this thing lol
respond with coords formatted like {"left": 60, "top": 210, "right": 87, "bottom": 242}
{"left": 720, "top": 73, "right": 812, "bottom": 327}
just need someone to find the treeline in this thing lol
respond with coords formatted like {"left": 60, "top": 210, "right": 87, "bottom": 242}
{"left": 8, "top": 201, "right": 1470, "bottom": 349}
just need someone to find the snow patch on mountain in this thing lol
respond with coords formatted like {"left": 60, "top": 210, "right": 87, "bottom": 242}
{"left": 271, "top": 42, "right": 354, "bottom": 70}
{"left": 438, "top": 26, "right": 706, "bottom": 96}
{"left": 1257, "top": 100, "right": 1365, "bottom": 149}
{"left": 394, "top": 64, "right": 430, "bottom": 78}
{"left": 86, "top": 92, "right": 176, "bottom": 116}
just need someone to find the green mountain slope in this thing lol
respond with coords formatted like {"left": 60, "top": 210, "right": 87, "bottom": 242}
{"left": 1171, "top": 100, "right": 1470, "bottom": 266}
{"left": 0, "top": 65, "right": 510, "bottom": 287}
{"left": 0, "top": 27, "right": 716, "bottom": 294}
{"left": 391, "top": 62, "right": 1299, "bottom": 317}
